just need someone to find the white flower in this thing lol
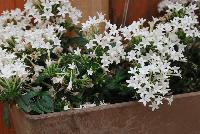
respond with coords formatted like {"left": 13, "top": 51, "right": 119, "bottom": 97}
{"left": 41, "top": 0, "right": 53, "bottom": 9}
{"left": 128, "top": 67, "right": 137, "bottom": 74}
{"left": 42, "top": 8, "right": 54, "bottom": 20}
{"left": 100, "top": 100, "right": 107, "bottom": 106}
{"left": 85, "top": 41, "right": 96, "bottom": 49}
{"left": 87, "top": 68, "right": 93, "bottom": 76}
{"left": 34, "top": 65, "right": 44, "bottom": 73}
{"left": 82, "top": 13, "right": 105, "bottom": 31}
{"left": 127, "top": 50, "right": 137, "bottom": 61}
{"left": 67, "top": 77, "right": 73, "bottom": 91}
{"left": 32, "top": 86, "right": 42, "bottom": 92}
{"left": 0, "top": 66, "right": 16, "bottom": 79}
{"left": 53, "top": 37, "right": 61, "bottom": 46}
{"left": 50, "top": 0, "right": 60, "bottom": 5}
{"left": 58, "top": 6, "right": 67, "bottom": 18}
{"left": 68, "top": 8, "right": 82, "bottom": 25}
{"left": 24, "top": 0, "right": 33, "bottom": 10}
{"left": 45, "top": 59, "right": 54, "bottom": 67}
{"left": 74, "top": 47, "right": 81, "bottom": 56}
{"left": 80, "top": 102, "right": 96, "bottom": 108}
{"left": 68, "top": 62, "right": 76, "bottom": 70}
{"left": 138, "top": 94, "right": 151, "bottom": 106}
{"left": 61, "top": 97, "right": 66, "bottom": 101}
{"left": 149, "top": 102, "right": 159, "bottom": 111}
{"left": 64, "top": 105, "right": 70, "bottom": 111}
{"left": 100, "top": 54, "right": 110, "bottom": 67}
{"left": 166, "top": 96, "right": 173, "bottom": 105}
{"left": 52, "top": 76, "right": 64, "bottom": 84}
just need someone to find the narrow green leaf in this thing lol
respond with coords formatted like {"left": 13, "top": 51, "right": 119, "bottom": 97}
{"left": 3, "top": 103, "right": 10, "bottom": 128}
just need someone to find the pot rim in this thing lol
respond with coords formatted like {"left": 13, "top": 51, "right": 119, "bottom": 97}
{"left": 13, "top": 91, "right": 200, "bottom": 120}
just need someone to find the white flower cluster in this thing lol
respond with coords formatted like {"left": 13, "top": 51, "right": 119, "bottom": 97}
{"left": 169, "top": 4, "right": 199, "bottom": 38}
{"left": 83, "top": 13, "right": 126, "bottom": 70}
{"left": 0, "top": 48, "right": 27, "bottom": 79}
{"left": 0, "top": 9, "right": 30, "bottom": 44}
{"left": 124, "top": 2, "right": 199, "bottom": 110}
{"left": 0, "top": 9, "right": 29, "bottom": 80}
{"left": 82, "top": 2, "right": 199, "bottom": 110}
{"left": 158, "top": 0, "right": 200, "bottom": 12}
{"left": 82, "top": 12, "right": 105, "bottom": 32}
{"left": 25, "top": 0, "right": 82, "bottom": 24}
{"left": 21, "top": 25, "right": 64, "bottom": 50}
{"left": 0, "top": 0, "right": 82, "bottom": 82}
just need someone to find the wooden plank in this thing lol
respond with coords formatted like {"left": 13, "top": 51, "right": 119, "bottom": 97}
{"left": 0, "top": 0, "right": 15, "bottom": 13}
{"left": 14, "top": 0, "right": 25, "bottom": 10}
{"left": 109, "top": 0, "right": 126, "bottom": 26}
{"left": 109, "top": 0, "right": 161, "bottom": 26}
{"left": 71, "top": 0, "right": 109, "bottom": 23}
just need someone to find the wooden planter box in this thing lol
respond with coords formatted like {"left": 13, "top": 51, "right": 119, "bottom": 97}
{"left": 10, "top": 92, "right": 200, "bottom": 134}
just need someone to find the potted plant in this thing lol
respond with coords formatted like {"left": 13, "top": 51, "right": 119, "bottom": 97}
{"left": 0, "top": 0, "right": 200, "bottom": 134}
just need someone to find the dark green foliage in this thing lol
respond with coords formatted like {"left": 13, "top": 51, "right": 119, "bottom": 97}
{"left": 54, "top": 98, "right": 66, "bottom": 112}
{"left": 176, "top": 29, "right": 194, "bottom": 44}
{"left": 102, "top": 69, "right": 135, "bottom": 103}
{"left": 3, "top": 103, "right": 10, "bottom": 128}
{"left": 130, "top": 36, "right": 142, "bottom": 45}
{"left": 68, "top": 37, "right": 88, "bottom": 46}
{"left": 16, "top": 91, "right": 54, "bottom": 114}
{"left": 77, "top": 68, "right": 135, "bottom": 105}
{"left": 170, "top": 39, "right": 200, "bottom": 94}
{"left": 172, "top": 8, "right": 186, "bottom": 18}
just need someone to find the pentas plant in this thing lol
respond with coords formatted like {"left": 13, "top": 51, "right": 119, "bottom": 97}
{"left": 0, "top": 0, "right": 199, "bottom": 115}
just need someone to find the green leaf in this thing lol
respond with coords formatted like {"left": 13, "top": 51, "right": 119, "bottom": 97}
{"left": 16, "top": 97, "right": 31, "bottom": 113}
{"left": 16, "top": 91, "right": 54, "bottom": 114}
{"left": 130, "top": 36, "right": 142, "bottom": 45}
{"left": 16, "top": 91, "right": 38, "bottom": 113}
{"left": 36, "top": 94, "right": 54, "bottom": 113}
{"left": 22, "top": 91, "right": 38, "bottom": 102}
{"left": 3, "top": 103, "right": 11, "bottom": 128}
{"left": 30, "top": 103, "right": 44, "bottom": 114}
{"left": 106, "top": 69, "right": 126, "bottom": 90}
{"left": 69, "top": 37, "right": 88, "bottom": 46}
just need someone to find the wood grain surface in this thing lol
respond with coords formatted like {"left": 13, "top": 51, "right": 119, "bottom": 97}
{"left": 0, "top": 0, "right": 25, "bottom": 13}
{"left": 71, "top": 0, "right": 109, "bottom": 22}
{"left": 109, "top": 0, "right": 161, "bottom": 26}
